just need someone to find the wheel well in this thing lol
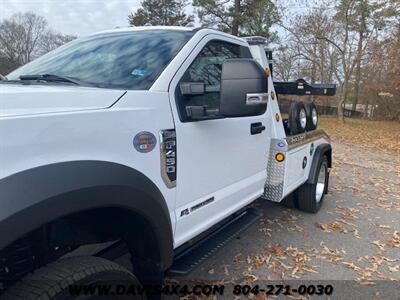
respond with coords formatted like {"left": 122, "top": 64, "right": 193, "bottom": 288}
{"left": 48, "top": 207, "right": 160, "bottom": 255}
{"left": 0, "top": 207, "right": 162, "bottom": 289}
{"left": 307, "top": 143, "right": 332, "bottom": 185}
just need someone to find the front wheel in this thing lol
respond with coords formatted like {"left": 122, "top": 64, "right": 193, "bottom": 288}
{"left": 0, "top": 256, "right": 146, "bottom": 300}
{"left": 297, "top": 156, "right": 329, "bottom": 213}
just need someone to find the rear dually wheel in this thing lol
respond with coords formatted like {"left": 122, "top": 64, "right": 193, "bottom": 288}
{"left": 296, "top": 156, "right": 329, "bottom": 213}
{"left": 288, "top": 101, "right": 307, "bottom": 135}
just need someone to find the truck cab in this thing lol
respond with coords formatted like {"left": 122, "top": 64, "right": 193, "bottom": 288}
{"left": 0, "top": 27, "right": 333, "bottom": 299}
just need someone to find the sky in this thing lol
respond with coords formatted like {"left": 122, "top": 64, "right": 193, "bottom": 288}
{"left": 0, "top": 0, "right": 144, "bottom": 36}
{"left": 0, "top": 0, "right": 316, "bottom": 38}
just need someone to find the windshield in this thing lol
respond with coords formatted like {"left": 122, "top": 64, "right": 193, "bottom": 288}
{"left": 7, "top": 30, "right": 193, "bottom": 89}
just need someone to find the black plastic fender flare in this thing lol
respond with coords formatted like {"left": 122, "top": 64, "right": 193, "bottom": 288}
{"left": 307, "top": 143, "right": 332, "bottom": 184}
{"left": 0, "top": 161, "right": 174, "bottom": 270}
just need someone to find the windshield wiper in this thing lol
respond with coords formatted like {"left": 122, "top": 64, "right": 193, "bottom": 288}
{"left": 19, "top": 74, "right": 81, "bottom": 85}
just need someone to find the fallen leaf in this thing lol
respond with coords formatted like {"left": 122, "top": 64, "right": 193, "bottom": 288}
{"left": 378, "top": 225, "right": 391, "bottom": 229}
{"left": 372, "top": 240, "right": 385, "bottom": 251}
{"left": 388, "top": 265, "right": 399, "bottom": 272}
{"left": 315, "top": 221, "right": 348, "bottom": 233}
{"left": 387, "top": 231, "right": 400, "bottom": 248}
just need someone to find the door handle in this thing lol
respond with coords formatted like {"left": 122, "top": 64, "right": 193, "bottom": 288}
{"left": 251, "top": 122, "right": 266, "bottom": 135}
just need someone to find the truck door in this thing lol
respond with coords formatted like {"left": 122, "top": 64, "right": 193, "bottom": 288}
{"left": 169, "top": 35, "right": 269, "bottom": 247}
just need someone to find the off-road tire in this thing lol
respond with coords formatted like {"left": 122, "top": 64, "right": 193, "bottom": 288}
{"left": 0, "top": 256, "right": 145, "bottom": 300}
{"left": 297, "top": 156, "right": 329, "bottom": 213}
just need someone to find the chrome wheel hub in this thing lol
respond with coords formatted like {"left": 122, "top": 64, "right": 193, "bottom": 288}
{"left": 300, "top": 109, "right": 307, "bottom": 129}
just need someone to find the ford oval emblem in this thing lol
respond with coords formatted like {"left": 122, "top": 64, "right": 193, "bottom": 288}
{"left": 133, "top": 131, "right": 157, "bottom": 153}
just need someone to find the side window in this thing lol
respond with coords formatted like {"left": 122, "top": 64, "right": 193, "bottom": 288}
{"left": 176, "top": 40, "right": 252, "bottom": 121}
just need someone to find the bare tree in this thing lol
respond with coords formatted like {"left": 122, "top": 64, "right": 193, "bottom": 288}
{"left": 363, "top": 25, "right": 400, "bottom": 120}
{"left": 38, "top": 31, "right": 76, "bottom": 55}
{"left": 273, "top": 45, "right": 298, "bottom": 81}
{"left": 278, "top": 6, "right": 342, "bottom": 108}
{"left": 0, "top": 12, "right": 75, "bottom": 74}
{"left": 0, "top": 18, "right": 28, "bottom": 70}
{"left": 0, "top": 13, "right": 46, "bottom": 66}
{"left": 319, "top": 0, "right": 359, "bottom": 122}
{"left": 280, "top": 2, "right": 363, "bottom": 121}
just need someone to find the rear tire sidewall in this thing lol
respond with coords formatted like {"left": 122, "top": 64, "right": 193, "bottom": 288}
{"left": 313, "top": 157, "right": 329, "bottom": 211}
{"left": 304, "top": 101, "right": 318, "bottom": 131}
{"left": 297, "top": 156, "right": 329, "bottom": 213}
{"left": 289, "top": 101, "right": 307, "bottom": 135}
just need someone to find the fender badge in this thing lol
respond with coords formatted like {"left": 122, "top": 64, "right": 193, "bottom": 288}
{"left": 277, "top": 141, "right": 285, "bottom": 148}
{"left": 133, "top": 131, "right": 156, "bottom": 153}
{"left": 302, "top": 156, "right": 307, "bottom": 169}
{"left": 310, "top": 143, "right": 315, "bottom": 155}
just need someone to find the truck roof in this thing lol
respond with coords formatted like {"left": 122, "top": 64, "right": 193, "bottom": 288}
{"left": 243, "top": 36, "right": 268, "bottom": 45}
{"left": 93, "top": 26, "right": 196, "bottom": 36}
{"left": 89, "top": 26, "right": 247, "bottom": 44}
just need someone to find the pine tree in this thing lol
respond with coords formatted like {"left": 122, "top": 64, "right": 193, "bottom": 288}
{"left": 193, "top": 0, "right": 279, "bottom": 38}
{"left": 128, "top": 0, "right": 194, "bottom": 26}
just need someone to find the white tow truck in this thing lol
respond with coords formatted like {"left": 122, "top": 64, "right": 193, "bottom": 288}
{"left": 0, "top": 27, "right": 335, "bottom": 299}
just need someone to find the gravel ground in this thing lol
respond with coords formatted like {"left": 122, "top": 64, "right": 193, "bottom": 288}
{"left": 163, "top": 141, "right": 400, "bottom": 299}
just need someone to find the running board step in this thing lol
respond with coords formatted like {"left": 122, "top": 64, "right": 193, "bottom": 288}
{"left": 167, "top": 208, "right": 262, "bottom": 276}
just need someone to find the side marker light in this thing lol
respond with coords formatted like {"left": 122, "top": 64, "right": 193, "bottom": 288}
{"left": 275, "top": 153, "right": 285, "bottom": 162}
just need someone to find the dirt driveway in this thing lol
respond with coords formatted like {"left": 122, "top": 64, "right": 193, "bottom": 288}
{"left": 166, "top": 118, "right": 400, "bottom": 299}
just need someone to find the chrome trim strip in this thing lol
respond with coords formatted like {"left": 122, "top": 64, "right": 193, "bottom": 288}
{"left": 285, "top": 129, "right": 330, "bottom": 150}
{"left": 190, "top": 197, "right": 215, "bottom": 212}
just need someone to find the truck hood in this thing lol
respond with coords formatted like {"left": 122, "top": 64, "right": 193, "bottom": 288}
{"left": 0, "top": 84, "right": 126, "bottom": 117}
